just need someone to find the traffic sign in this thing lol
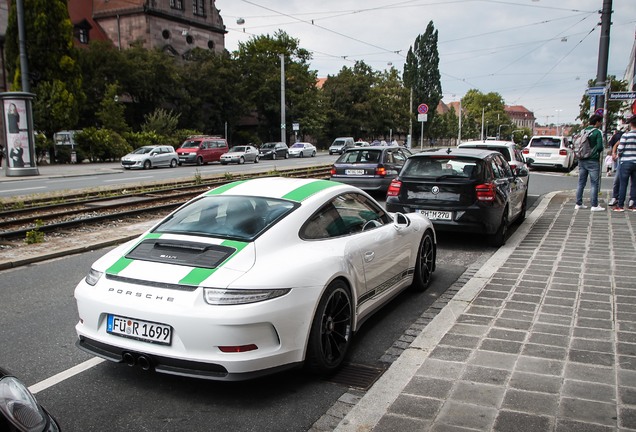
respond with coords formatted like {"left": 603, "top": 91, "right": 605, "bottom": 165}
{"left": 595, "top": 108, "right": 604, "bottom": 116}
{"left": 417, "top": 103, "right": 429, "bottom": 114}
{"left": 586, "top": 86, "right": 606, "bottom": 96}
{"left": 418, "top": 113, "right": 428, "bottom": 122}
{"left": 608, "top": 91, "right": 636, "bottom": 101}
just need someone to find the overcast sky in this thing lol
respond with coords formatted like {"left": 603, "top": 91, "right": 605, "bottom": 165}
{"left": 216, "top": 0, "right": 636, "bottom": 126}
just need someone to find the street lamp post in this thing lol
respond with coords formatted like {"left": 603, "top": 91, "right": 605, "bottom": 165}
{"left": 480, "top": 103, "right": 491, "bottom": 141}
{"left": 555, "top": 109, "right": 562, "bottom": 136}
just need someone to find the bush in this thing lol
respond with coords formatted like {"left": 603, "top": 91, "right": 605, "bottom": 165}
{"left": 75, "top": 127, "right": 133, "bottom": 162}
{"left": 123, "top": 131, "right": 164, "bottom": 149}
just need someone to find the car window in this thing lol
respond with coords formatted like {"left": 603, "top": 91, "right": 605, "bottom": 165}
{"left": 494, "top": 154, "right": 513, "bottom": 177}
{"left": 490, "top": 157, "right": 503, "bottom": 179}
{"left": 393, "top": 150, "right": 407, "bottom": 163}
{"left": 529, "top": 137, "right": 560, "bottom": 148}
{"left": 402, "top": 157, "right": 479, "bottom": 179}
{"left": 153, "top": 196, "right": 296, "bottom": 241}
{"left": 301, "top": 193, "right": 390, "bottom": 240}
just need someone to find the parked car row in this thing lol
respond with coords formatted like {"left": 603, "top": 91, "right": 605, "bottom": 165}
{"left": 120, "top": 137, "right": 320, "bottom": 170}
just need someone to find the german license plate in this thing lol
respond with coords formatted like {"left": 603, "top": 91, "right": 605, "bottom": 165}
{"left": 536, "top": 153, "right": 551, "bottom": 157}
{"left": 107, "top": 314, "right": 172, "bottom": 345}
{"left": 417, "top": 210, "right": 452, "bottom": 220}
{"left": 345, "top": 169, "right": 365, "bottom": 175}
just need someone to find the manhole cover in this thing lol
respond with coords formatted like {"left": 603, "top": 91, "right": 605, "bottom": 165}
{"left": 324, "top": 363, "right": 386, "bottom": 390}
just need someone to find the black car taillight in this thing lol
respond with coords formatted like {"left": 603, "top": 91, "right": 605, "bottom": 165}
{"left": 476, "top": 183, "right": 496, "bottom": 201}
{"left": 375, "top": 165, "right": 386, "bottom": 176}
{"left": 387, "top": 179, "right": 402, "bottom": 196}
{"left": 330, "top": 167, "right": 336, "bottom": 175}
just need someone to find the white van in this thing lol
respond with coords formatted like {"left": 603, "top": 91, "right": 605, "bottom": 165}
{"left": 328, "top": 137, "right": 355, "bottom": 155}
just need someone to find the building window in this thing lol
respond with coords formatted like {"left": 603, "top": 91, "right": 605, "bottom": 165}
{"left": 193, "top": 0, "right": 205, "bottom": 16}
{"left": 162, "top": 29, "right": 171, "bottom": 39}
{"left": 207, "top": 40, "right": 214, "bottom": 50}
{"left": 78, "top": 28, "right": 89, "bottom": 44}
{"left": 170, "top": 0, "right": 183, "bottom": 10}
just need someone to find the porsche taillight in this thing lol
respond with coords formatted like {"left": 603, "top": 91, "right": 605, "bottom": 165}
{"left": 559, "top": 149, "right": 567, "bottom": 156}
{"left": 387, "top": 179, "right": 402, "bottom": 196}
{"left": 476, "top": 183, "right": 496, "bottom": 201}
{"left": 522, "top": 148, "right": 529, "bottom": 154}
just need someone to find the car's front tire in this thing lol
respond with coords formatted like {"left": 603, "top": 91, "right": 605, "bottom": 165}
{"left": 254, "top": 155, "right": 259, "bottom": 163}
{"left": 306, "top": 280, "right": 352, "bottom": 375}
{"left": 285, "top": 152, "right": 289, "bottom": 159}
{"left": 196, "top": 157, "right": 204, "bottom": 166}
{"left": 143, "top": 160, "right": 151, "bottom": 170}
{"left": 170, "top": 159, "right": 177, "bottom": 168}
{"left": 412, "top": 231, "right": 435, "bottom": 291}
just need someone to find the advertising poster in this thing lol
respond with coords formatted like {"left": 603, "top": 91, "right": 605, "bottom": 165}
{"left": 3, "top": 99, "right": 32, "bottom": 168}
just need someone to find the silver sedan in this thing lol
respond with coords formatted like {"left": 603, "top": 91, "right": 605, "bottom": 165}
{"left": 220, "top": 145, "right": 260, "bottom": 165}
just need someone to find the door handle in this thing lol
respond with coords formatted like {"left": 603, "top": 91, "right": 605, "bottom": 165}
{"left": 364, "top": 251, "right": 375, "bottom": 262}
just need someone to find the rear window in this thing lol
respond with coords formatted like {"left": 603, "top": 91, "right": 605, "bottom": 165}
{"left": 337, "top": 150, "right": 381, "bottom": 163}
{"left": 402, "top": 157, "right": 483, "bottom": 179}
{"left": 529, "top": 138, "right": 561, "bottom": 148}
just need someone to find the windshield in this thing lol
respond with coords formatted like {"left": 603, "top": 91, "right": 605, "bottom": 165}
{"left": 261, "top": 143, "right": 276, "bottom": 149}
{"left": 132, "top": 147, "right": 154, "bottom": 154}
{"left": 181, "top": 140, "right": 201, "bottom": 149}
{"left": 291, "top": 143, "right": 304, "bottom": 148}
{"left": 153, "top": 196, "right": 296, "bottom": 241}
{"left": 229, "top": 146, "right": 246, "bottom": 152}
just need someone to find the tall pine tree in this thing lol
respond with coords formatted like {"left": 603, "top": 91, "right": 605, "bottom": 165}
{"left": 403, "top": 21, "right": 442, "bottom": 145}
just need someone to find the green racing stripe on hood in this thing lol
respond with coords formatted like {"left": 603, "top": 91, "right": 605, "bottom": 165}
{"left": 106, "top": 232, "right": 162, "bottom": 275}
{"left": 178, "top": 240, "right": 248, "bottom": 285}
{"left": 205, "top": 180, "right": 248, "bottom": 196}
{"left": 282, "top": 179, "right": 339, "bottom": 202}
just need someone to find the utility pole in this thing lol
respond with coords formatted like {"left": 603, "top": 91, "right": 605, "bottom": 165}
{"left": 280, "top": 54, "right": 286, "bottom": 144}
{"left": 595, "top": 0, "right": 612, "bottom": 135}
{"left": 16, "top": 0, "right": 30, "bottom": 92}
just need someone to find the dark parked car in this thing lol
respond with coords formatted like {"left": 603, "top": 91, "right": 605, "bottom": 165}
{"left": 0, "top": 366, "right": 60, "bottom": 431}
{"left": 259, "top": 142, "right": 289, "bottom": 160}
{"left": 330, "top": 146, "right": 412, "bottom": 192}
{"left": 385, "top": 148, "right": 528, "bottom": 246}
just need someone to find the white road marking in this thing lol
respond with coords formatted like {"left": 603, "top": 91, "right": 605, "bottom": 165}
{"left": 0, "top": 186, "right": 46, "bottom": 193}
{"left": 105, "top": 176, "right": 153, "bottom": 182}
{"left": 29, "top": 357, "right": 105, "bottom": 394}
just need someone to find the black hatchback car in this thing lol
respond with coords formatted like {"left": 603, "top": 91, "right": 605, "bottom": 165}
{"left": 330, "top": 146, "right": 412, "bottom": 192}
{"left": 385, "top": 148, "right": 528, "bottom": 246}
{"left": 259, "top": 142, "right": 289, "bottom": 160}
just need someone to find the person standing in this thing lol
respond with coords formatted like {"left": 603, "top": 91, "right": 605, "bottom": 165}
{"left": 575, "top": 114, "right": 605, "bottom": 211}
{"left": 614, "top": 116, "right": 636, "bottom": 212}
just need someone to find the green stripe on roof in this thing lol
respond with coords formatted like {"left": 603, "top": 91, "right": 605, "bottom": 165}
{"left": 282, "top": 180, "right": 339, "bottom": 202}
{"left": 106, "top": 232, "right": 162, "bottom": 275}
{"left": 205, "top": 180, "right": 248, "bottom": 196}
{"left": 179, "top": 240, "right": 248, "bottom": 285}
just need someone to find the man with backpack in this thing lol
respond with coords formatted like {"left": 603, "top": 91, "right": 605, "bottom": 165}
{"left": 575, "top": 114, "right": 605, "bottom": 211}
{"left": 614, "top": 115, "right": 636, "bottom": 212}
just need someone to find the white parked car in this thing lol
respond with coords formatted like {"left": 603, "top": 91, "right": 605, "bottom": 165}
{"left": 522, "top": 136, "right": 575, "bottom": 171}
{"left": 121, "top": 145, "right": 178, "bottom": 170}
{"left": 74, "top": 177, "right": 436, "bottom": 381}
{"left": 220, "top": 145, "right": 260, "bottom": 165}
{"left": 288, "top": 142, "right": 316, "bottom": 158}
{"left": 458, "top": 140, "right": 529, "bottom": 172}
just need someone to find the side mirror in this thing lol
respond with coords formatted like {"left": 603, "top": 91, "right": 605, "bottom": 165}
{"left": 515, "top": 167, "right": 529, "bottom": 177}
{"left": 393, "top": 212, "right": 409, "bottom": 229}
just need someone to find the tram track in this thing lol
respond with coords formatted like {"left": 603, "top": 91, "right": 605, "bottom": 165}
{"left": 0, "top": 165, "right": 331, "bottom": 241}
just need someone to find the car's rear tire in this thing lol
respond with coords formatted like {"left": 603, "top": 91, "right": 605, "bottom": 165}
{"left": 311, "top": 151, "right": 316, "bottom": 157}
{"left": 170, "top": 159, "right": 177, "bottom": 168}
{"left": 516, "top": 193, "right": 528, "bottom": 224}
{"left": 143, "top": 160, "right": 151, "bottom": 170}
{"left": 490, "top": 209, "right": 509, "bottom": 247}
{"left": 412, "top": 231, "right": 435, "bottom": 291}
{"left": 306, "top": 280, "right": 352, "bottom": 375}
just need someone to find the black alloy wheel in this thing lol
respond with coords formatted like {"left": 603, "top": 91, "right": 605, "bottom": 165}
{"left": 306, "top": 280, "right": 353, "bottom": 374}
{"left": 412, "top": 231, "right": 435, "bottom": 291}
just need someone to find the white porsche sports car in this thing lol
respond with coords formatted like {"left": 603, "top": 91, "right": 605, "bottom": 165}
{"left": 74, "top": 177, "right": 436, "bottom": 381}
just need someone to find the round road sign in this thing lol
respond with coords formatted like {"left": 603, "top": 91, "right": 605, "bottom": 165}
{"left": 417, "top": 103, "right": 429, "bottom": 114}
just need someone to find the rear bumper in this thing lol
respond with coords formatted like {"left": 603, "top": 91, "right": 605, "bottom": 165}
{"left": 330, "top": 176, "right": 392, "bottom": 192}
{"left": 386, "top": 202, "right": 502, "bottom": 234}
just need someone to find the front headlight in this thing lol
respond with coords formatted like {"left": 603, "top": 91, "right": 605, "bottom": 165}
{"left": 203, "top": 288, "right": 291, "bottom": 305}
{"left": 85, "top": 268, "right": 103, "bottom": 286}
{"left": 0, "top": 376, "right": 47, "bottom": 432}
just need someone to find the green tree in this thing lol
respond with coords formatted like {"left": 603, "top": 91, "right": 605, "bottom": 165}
{"left": 403, "top": 21, "right": 442, "bottom": 141}
{"left": 97, "top": 82, "right": 129, "bottom": 134}
{"left": 5, "top": 0, "right": 85, "bottom": 161}
{"left": 461, "top": 90, "right": 509, "bottom": 140}
{"left": 368, "top": 68, "right": 410, "bottom": 139}
{"left": 234, "top": 31, "right": 322, "bottom": 144}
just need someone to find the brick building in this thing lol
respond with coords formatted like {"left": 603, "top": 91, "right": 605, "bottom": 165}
{"left": 68, "top": 0, "right": 226, "bottom": 57}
